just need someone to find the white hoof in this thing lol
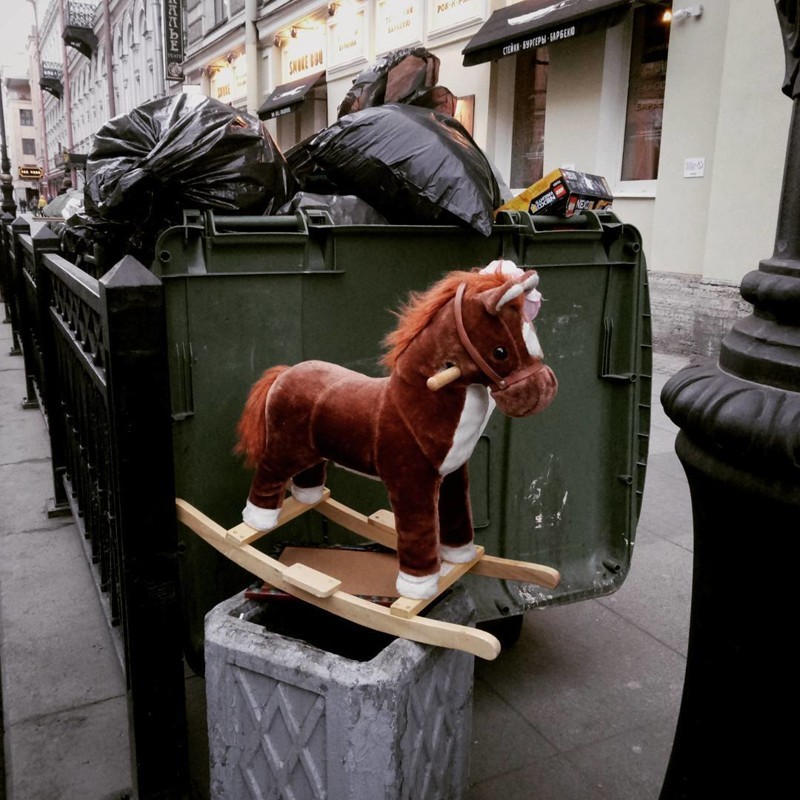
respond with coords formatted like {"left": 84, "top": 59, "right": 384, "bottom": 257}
{"left": 396, "top": 571, "right": 439, "bottom": 600}
{"left": 440, "top": 543, "right": 477, "bottom": 564}
{"left": 242, "top": 500, "right": 281, "bottom": 531}
{"left": 290, "top": 482, "right": 325, "bottom": 505}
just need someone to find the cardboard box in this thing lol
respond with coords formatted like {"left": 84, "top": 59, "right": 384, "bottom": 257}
{"left": 496, "top": 168, "right": 613, "bottom": 217}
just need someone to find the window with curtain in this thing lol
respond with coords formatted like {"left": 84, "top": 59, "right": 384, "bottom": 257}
{"left": 510, "top": 47, "right": 549, "bottom": 189}
{"left": 621, "top": 4, "right": 671, "bottom": 181}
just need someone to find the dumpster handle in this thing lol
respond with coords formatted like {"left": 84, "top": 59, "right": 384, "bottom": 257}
{"left": 528, "top": 213, "right": 603, "bottom": 233}
{"left": 204, "top": 212, "right": 307, "bottom": 235}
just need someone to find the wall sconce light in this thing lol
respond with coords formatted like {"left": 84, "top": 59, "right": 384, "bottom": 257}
{"left": 671, "top": 4, "right": 703, "bottom": 22}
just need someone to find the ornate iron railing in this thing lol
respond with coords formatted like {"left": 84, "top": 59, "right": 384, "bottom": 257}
{"left": 66, "top": 1, "right": 96, "bottom": 27}
{"left": 40, "top": 61, "right": 62, "bottom": 81}
{"left": 64, "top": 2, "right": 99, "bottom": 58}
{"left": 40, "top": 62, "right": 64, "bottom": 99}
{"left": 2, "top": 217, "right": 189, "bottom": 797}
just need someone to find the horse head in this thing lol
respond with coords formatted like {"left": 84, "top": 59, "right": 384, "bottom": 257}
{"left": 452, "top": 268, "right": 558, "bottom": 416}
{"left": 384, "top": 265, "right": 558, "bottom": 418}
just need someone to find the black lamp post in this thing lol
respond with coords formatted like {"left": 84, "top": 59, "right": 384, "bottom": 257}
{"left": 0, "top": 72, "right": 18, "bottom": 217}
{"left": 659, "top": 3, "right": 800, "bottom": 797}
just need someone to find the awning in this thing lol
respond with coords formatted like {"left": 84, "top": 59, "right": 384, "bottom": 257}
{"left": 257, "top": 71, "right": 326, "bottom": 120}
{"left": 462, "top": 0, "right": 634, "bottom": 66}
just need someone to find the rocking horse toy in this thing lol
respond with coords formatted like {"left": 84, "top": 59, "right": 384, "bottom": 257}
{"left": 176, "top": 260, "right": 560, "bottom": 660}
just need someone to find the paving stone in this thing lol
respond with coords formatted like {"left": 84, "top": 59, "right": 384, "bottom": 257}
{"left": 561, "top": 716, "right": 678, "bottom": 800}
{"left": 467, "top": 753, "right": 615, "bottom": 800}
{"left": 469, "top": 676, "right": 555, "bottom": 785}
{"left": 0, "top": 414, "right": 52, "bottom": 466}
{"left": 599, "top": 537, "right": 692, "bottom": 657}
{"left": 475, "top": 602, "right": 685, "bottom": 754}
{"left": 0, "top": 461, "right": 71, "bottom": 535}
{"left": 4, "top": 696, "right": 132, "bottom": 800}
{"left": 636, "top": 460, "right": 694, "bottom": 549}
{"left": 0, "top": 527, "right": 125, "bottom": 725}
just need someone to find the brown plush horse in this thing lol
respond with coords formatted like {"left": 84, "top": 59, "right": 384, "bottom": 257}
{"left": 235, "top": 262, "right": 558, "bottom": 599}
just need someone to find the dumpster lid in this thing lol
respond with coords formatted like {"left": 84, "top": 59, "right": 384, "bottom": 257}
{"left": 462, "top": 0, "right": 633, "bottom": 66}
{"left": 257, "top": 71, "right": 326, "bottom": 120}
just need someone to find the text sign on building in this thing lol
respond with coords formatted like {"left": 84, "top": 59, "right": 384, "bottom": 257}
{"left": 282, "top": 23, "right": 326, "bottom": 82}
{"left": 164, "top": 0, "right": 184, "bottom": 81}
{"left": 327, "top": 3, "right": 368, "bottom": 69}
{"left": 211, "top": 55, "right": 247, "bottom": 103}
{"left": 376, "top": 1, "right": 422, "bottom": 53}
{"left": 429, "top": 0, "right": 484, "bottom": 36}
{"left": 19, "top": 166, "right": 44, "bottom": 180}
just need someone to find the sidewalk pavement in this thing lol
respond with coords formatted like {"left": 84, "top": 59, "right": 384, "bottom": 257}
{"left": 0, "top": 320, "right": 132, "bottom": 798}
{"left": 0, "top": 299, "right": 693, "bottom": 800}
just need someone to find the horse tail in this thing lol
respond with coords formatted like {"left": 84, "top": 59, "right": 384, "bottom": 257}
{"left": 234, "top": 366, "right": 289, "bottom": 468}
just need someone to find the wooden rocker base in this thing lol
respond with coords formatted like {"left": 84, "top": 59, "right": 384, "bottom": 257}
{"left": 176, "top": 491, "right": 560, "bottom": 661}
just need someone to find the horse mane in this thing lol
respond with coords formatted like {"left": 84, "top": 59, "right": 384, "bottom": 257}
{"left": 382, "top": 269, "right": 510, "bottom": 369}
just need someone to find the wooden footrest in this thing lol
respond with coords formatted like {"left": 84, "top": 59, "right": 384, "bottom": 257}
{"left": 390, "top": 547, "right": 485, "bottom": 619}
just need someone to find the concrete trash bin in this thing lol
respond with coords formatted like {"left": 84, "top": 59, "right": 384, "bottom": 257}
{"left": 204, "top": 585, "right": 476, "bottom": 800}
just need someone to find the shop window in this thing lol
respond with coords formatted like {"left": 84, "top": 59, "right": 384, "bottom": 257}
{"left": 510, "top": 48, "right": 549, "bottom": 189}
{"left": 22, "top": 138, "right": 36, "bottom": 156}
{"left": 276, "top": 85, "right": 328, "bottom": 152}
{"left": 620, "top": 4, "right": 671, "bottom": 181}
{"left": 19, "top": 109, "right": 34, "bottom": 127}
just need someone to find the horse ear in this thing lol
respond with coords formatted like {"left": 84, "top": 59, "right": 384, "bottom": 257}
{"left": 478, "top": 271, "right": 538, "bottom": 315}
{"left": 478, "top": 278, "right": 522, "bottom": 315}
{"left": 520, "top": 270, "right": 539, "bottom": 293}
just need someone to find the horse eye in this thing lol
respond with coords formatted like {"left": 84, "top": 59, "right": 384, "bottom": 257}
{"left": 493, "top": 346, "right": 508, "bottom": 360}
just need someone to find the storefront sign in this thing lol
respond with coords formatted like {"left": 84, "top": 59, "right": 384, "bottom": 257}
{"left": 376, "top": 1, "right": 421, "bottom": 52}
{"left": 19, "top": 166, "right": 44, "bottom": 180}
{"left": 257, "top": 72, "right": 326, "bottom": 120}
{"left": 462, "top": 0, "right": 633, "bottom": 67}
{"left": 164, "top": 0, "right": 184, "bottom": 81}
{"left": 328, "top": 3, "right": 368, "bottom": 68}
{"left": 501, "top": 24, "right": 576, "bottom": 56}
{"left": 210, "top": 54, "right": 247, "bottom": 103}
{"left": 429, "top": 0, "right": 484, "bottom": 36}
{"left": 282, "top": 23, "right": 326, "bottom": 82}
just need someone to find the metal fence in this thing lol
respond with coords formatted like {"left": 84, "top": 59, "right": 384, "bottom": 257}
{"left": 0, "top": 213, "right": 20, "bottom": 355}
{"left": 1, "top": 216, "right": 189, "bottom": 798}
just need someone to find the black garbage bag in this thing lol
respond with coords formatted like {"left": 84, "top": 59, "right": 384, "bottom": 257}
{"left": 408, "top": 85, "right": 457, "bottom": 116}
{"left": 84, "top": 94, "right": 295, "bottom": 262}
{"left": 288, "top": 104, "right": 501, "bottom": 235}
{"left": 50, "top": 213, "right": 91, "bottom": 271}
{"left": 338, "top": 47, "right": 439, "bottom": 118}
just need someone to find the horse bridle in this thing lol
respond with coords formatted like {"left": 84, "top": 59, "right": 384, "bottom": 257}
{"left": 453, "top": 282, "right": 545, "bottom": 392}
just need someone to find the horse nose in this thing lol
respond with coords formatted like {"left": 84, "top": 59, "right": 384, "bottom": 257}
{"left": 490, "top": 364, "right": 557, "bottom": 417}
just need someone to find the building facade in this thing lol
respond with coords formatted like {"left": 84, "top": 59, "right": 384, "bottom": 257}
{"left": 1, "top": 77, "right": 40, "bottom": 209}
{"left": 13, "top": 0, "right": 793, "bottom": 356}
{"left": 24, "top": 0, "right": 168, "bottom": 199}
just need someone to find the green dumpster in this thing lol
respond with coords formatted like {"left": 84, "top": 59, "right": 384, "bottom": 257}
{"left": 152, "top": 208, "right": 650, "bottom": 667}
